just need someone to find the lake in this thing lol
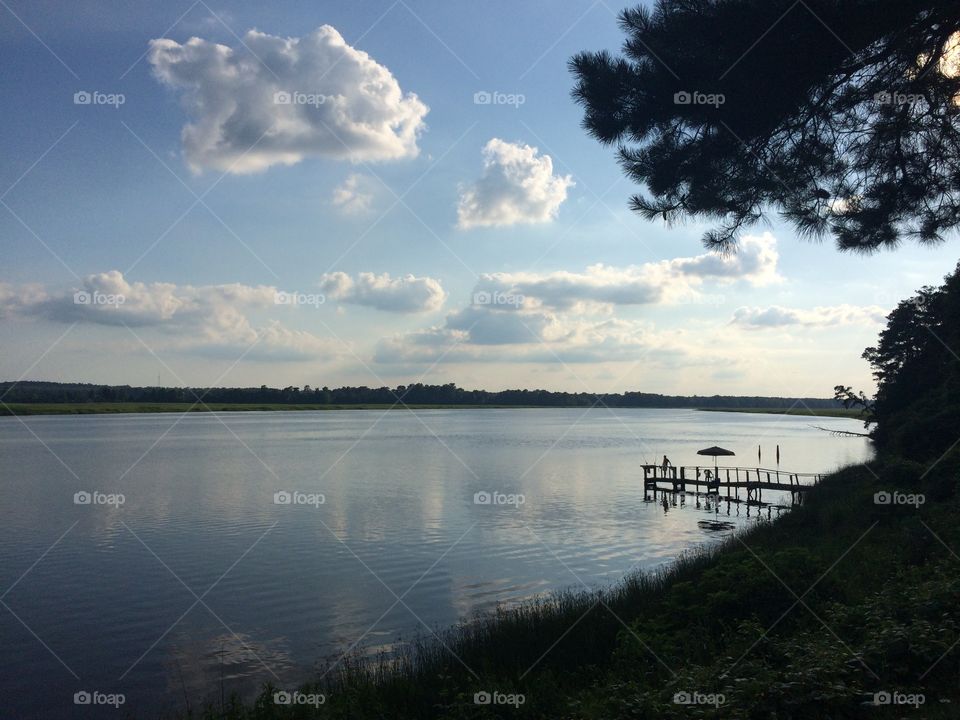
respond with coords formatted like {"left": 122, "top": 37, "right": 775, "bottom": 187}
{"left": 0, "top": 408, "right": 871, "bottom": 718}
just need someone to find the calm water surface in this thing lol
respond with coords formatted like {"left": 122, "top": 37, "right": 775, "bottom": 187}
{"left": 0, "top": 408, "right": 872, "bottom": 718}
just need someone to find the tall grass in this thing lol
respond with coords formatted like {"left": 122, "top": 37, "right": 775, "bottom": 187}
{"left": 175, "top": 456, "right": 960, "bottom": 718}
{"left": 243, "top": 529, "right": 763, "bottom": 719}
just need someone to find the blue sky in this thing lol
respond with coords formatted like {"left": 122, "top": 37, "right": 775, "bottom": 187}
{"left": 1, "top": 0, "right": 957, "bottom": 396}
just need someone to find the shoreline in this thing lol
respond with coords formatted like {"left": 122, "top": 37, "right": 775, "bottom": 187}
{"left": 159, "top": 453, "right": 958, "bottom": 718}
{"left": 0, "top": 402, "right": 859, "bottom": 417}
{"left": 697, "top": 406, "right": 864, "bottom": 419}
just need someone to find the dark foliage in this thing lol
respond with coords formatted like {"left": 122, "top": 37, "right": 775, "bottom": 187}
{"left": 571, "top": 0, "right": 960, "bottom": 251}
{"left": 0, "top": 380, "right": 843, "bottom": 409}
{"left": 859, "top": 262, "right": 960, "bottom": 459}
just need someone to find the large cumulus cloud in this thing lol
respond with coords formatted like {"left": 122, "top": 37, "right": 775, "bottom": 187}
{"left": 148, "top": 25, "right": 429, "bottom": 173}
{"left": 457, "top": 139, "right": 574, "bottom": 229}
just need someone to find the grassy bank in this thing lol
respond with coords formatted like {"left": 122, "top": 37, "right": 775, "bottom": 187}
{"left": 698, "top": 406, "right": 865, "bottom": 419}
{"left": 171, "top": 451, "right": 959, "bottom": 719}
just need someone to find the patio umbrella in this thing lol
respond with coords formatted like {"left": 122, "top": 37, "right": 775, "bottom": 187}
{"left": 697, "top": 446, "right": 736, "bottom": 475}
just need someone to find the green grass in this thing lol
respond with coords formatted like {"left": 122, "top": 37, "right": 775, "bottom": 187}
{"left": 699, "top": 406, "right": 866, "bottom": 419}
{"left": 163, "top": 450, "right": 960, "bottom": 719}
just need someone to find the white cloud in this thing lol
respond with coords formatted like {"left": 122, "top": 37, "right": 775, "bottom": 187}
{"left": 319, "top": 271, "right": 446, "bottom": 313}
{"left": 373, "top": 289, "right": 694, "bottom": 364}
{"left": 457, "top": 139, "right": 573, "bottom": 229}
{"left": 445, "top": 304, "right": 560, "bottom": 345}
{"left": 148, "top": 25, "right": 429, "bottom": 174}
{"left": 669, "top": 233, "right": 782, "bottom": 286}
{"left": 197, "top": 320, "right": 339, "bottom": 362}
{"left": 374, "top": 308, "right": 676, "bottom": 364}
{"left": 331, "top": 173, "right": 375, "bottom": 215}
{"left": 0, "top": 282, "right": 45, "bottom": 318}
{"left": 730, "top": 304, "right": 887, "bottom": 329}
{"left": 373, "top": 233, "right": 788, "bottom": 365}
{"left": 1, "top": 271, "right": 341, "bottom": 361}
{"left": 473, "top": 232, "right": 781, "bottom": 312}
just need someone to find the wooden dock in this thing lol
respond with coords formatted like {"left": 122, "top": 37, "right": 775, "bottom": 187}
{"left": 643, "top": 465, "right": 822, "bottom": 507}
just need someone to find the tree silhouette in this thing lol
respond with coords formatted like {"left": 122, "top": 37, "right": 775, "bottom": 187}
{"left": 0, "top": 380, "right": 844, "bottom": 410}
{"left": 571, "top": 0, "right": 960, "bottom": 252}
{"left": 849, "top": 261, "right": 960, "bottom": 458}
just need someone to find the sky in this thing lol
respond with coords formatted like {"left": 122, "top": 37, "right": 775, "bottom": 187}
{"left": 1, "top": 0, "right": 958, "bottom": 397}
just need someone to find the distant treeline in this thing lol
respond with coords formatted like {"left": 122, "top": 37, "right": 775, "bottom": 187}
{"left": 0, "top": 381, "right": 842, "bottom": 409}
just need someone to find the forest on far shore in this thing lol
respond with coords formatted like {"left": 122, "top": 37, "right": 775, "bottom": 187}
{"left": 0, "top": 381, "right": 844, "bottom": 409}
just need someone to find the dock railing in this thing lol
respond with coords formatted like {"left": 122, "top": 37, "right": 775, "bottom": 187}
{"left": 642, "top": 465, "right": 823, "bottom": 507}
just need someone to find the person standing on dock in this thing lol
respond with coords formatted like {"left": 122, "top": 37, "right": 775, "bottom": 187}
{"left": 661, "top": 455, "right": 671, "bottom": 476}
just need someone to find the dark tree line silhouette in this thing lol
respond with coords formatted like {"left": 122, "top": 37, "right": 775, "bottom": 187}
{"left": 0, "top": 380, "right": 842, "bottom": 409}
{"left": 839, "top": 261, "right": 960, "bottom": 460}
